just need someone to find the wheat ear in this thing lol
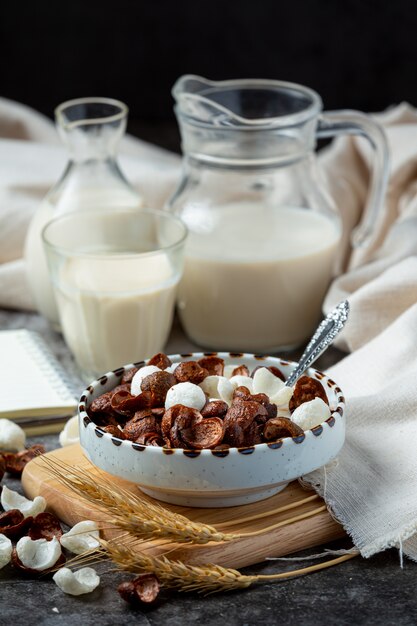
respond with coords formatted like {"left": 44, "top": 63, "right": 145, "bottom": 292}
{"left": 40, "top": 456, "right": 326, "bottom": 544}
{"left": 102, "top": 540, "right": 359, "bottom": 594}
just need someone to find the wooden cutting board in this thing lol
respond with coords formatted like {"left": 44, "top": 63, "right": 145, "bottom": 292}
{"left": 22, "top": 444, "right": 345, "bottom": 569}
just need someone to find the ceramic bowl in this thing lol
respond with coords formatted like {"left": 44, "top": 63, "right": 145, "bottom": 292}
{"left": 78, "top": 352, "right": 345, "bottom": 508}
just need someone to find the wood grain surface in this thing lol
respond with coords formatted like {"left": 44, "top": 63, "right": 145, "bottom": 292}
{"left": 22, "top": 444, "right": 345, "bottom": 569}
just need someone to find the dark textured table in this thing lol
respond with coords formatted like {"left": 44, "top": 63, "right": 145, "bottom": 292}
{"left": 0, "top": 309, "right": 416, "bottom": 626}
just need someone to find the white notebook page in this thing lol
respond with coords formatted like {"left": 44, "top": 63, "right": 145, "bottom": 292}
{"left": 0, "top": 329, "right": 77, "bottom": 418}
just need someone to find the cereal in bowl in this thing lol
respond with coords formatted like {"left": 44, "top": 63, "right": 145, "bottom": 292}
{"left": 87, "top": 353, "right": 332, "bottom": 450}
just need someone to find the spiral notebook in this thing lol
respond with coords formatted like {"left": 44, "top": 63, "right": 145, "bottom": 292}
{"left": 0, "top": 329, "right": 77, "bottom": 434}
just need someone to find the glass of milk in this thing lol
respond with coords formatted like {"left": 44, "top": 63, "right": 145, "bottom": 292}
{"left": 42, "top": 208, "right": 187, "bottom": 380}
{"left": 169, "top": 75, "right": 389, "bottom": 352}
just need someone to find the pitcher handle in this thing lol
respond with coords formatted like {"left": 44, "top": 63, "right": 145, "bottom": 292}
{"left": 317, "top": 111, "right": 389, "bottom": 248}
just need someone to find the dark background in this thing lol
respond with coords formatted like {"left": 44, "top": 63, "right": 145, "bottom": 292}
{"left": 1, "top": 0, "right": 416, "bottom": 152}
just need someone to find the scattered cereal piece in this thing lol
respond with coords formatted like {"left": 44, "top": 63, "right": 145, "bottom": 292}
{"left": 0, "top": 533, "right": 12, "bottom": 569}
{"left": 0, "top": 419, "right": 26, "bottom": 451}
{"left": 60, "top": 520, "right": 100, "bottom": 554}
{"left": 1, "top": 486, "right": 46, "bottom": 518}
{"left": 59, "top": 415, "right": 79, "bottom": 447}
{"left": 0, "top": 510, "right": 33, "bottom": 540}
{"left": 165, "top": 382, "right": 206, "bottom": 411}
{"left": 14, "top": 536, "right": 62, "bottom": 572}
{"left": 291, "top": 397, "right": 331, "bottom": 430}
{"left": 28, "top": 512, "right": 63, "bottom": 541}
{"left": 53, "top": 567, "right": 100, "bottom": 596}
{"left": 131, "top": 366, "right": 161, "bottom": 396}
{"left": 3, "top": 444, "right": 45, "bottom": 476}
{"left": 118, "top": 573, "right": 160, "bottom": 605}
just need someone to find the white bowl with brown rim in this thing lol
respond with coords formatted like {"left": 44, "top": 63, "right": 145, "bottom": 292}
{"left": 78, "top": 352, "right": 345, "bottom": 508}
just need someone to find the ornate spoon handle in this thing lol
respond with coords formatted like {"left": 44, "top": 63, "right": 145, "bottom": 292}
{"left": 285, "top": 300, "right": 350, "bottom": 388}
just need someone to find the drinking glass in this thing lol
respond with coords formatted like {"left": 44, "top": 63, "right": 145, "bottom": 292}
{"left": 43, "top": 208, "right": 187, "bottom": 380}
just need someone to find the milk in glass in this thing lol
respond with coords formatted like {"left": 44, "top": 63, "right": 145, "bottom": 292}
{"left": 55, "top": 252, "right": 178, "bottom": 377}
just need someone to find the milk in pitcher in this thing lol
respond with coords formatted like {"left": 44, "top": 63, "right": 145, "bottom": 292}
{"left": 177, "top": 204, "right": 340, "bottom": 351}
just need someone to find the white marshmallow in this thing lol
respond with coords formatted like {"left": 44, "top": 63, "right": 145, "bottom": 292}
{"left": 223, "top": 364, "right": 237, "bottom": 379}
{"left": 53, "top": 567, "right": 100, "bottom": 596}
{"left": 59, "top": 415, "right": 79, "bottom": 447}
{"left": 229, "top": 375, "right": 254, "bottom": 393}
{"left": 270, "top": 385, "right": 294, "bottom": 409}
{"left": 16, "top": 536, "right": 62, "bottom": 571}
{"left": 60, "top": 520, "right": 100, "bottom": 554}
{"left": 0, "top": 534, "right": 12, "bottom": 569}
{"left": 165, "top": 382, "right": 206, "bottom": 411}
{"left": 0, "top": 419, "right": 26, "bottom": 451}
{"left": 131, "top": 366, "right": 161, "bottom": 396}
{"left": 291, "top": 397, "right": 331, "bottom": 430}
{"left": 165, "top": 362, "right": 180, "bottom": 374}
{"left": 1, "top": 486, "right": 46, "bottom": 518}
{"left": 252, "top": 367, "right": 284, "bottom": 397}
{"left": 199, "top": 376, "right": 234, "bottom": 405}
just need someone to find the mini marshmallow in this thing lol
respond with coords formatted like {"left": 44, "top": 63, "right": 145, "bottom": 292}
{"left": 165, "top": 382, "right": 206, "bottom": 411}
{"left": 0, "top": 534, "right": 12, "bottom": 569}
{"left": 131, "top": 366, "right": 161, "bottom": 396}
{"left": 60, "top": 520, "right": 100, "bottom": 554}
{"left": 291, "top": 397, "right": 331, "bottom": 430}
{"left": 165, "top": 362, "right": 180, "bottom": 375}
{"left": 53, "top": 567, "right": 100, "bottom": 596}
{"left": 59, "top": 415, "right": 79, "bottom": 447}
{"left": 1, "top": 486, "right": 46, "bottom": 518}
{"left": 0, "top": 419, "right": 26, "bottom": 451}
{"left": 229, "top": 375, "right": 254, "bottom": 393}
{"left": 223, "top": 364, "right": 237, "bottom": 379}
{"left": 16, "top": 536, "right": 62, "bottom": 571}
{"left": 270, "top": 385, "right": 294, "bottom": 409}
{"left": 252, "top": 367, "right": 284, "bottom": 397}
{"left": 199, "top": 376, "right": 234, "bottom": 405}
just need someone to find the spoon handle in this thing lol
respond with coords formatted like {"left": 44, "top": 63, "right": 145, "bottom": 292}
{"left": 285, "top": 300, "right": 350, "bottom": 388}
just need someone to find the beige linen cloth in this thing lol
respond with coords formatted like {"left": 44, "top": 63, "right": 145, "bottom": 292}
{"left": 1, "top": 97, "right": 417, "bottom": 561}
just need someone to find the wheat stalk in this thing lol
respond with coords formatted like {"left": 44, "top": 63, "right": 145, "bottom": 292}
{"left": 40, "top": 457, "right": 325, "bottom": 545}
{"left": 99, "top": 540, "right": 359, "bottom": 594}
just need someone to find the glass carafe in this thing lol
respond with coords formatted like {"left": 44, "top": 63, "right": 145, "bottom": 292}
{"left": 168, "top": 75, "right": 389, "bottom": 352}
{"left": 25, "top": 97, "right": 142, "bottom": 328}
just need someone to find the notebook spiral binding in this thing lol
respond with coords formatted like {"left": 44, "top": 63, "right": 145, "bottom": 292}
{"left": 18, "top": 330, "right": 77, "bottom": 401}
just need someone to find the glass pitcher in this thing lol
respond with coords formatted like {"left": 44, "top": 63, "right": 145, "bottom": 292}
{"left": 168, "top": 75, "right": 389, "bottom": 352}
{"left": 24, "top": 97, "right": 142, "bottom": 329}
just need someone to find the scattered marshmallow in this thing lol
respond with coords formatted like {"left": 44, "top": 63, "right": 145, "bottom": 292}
{"left": 165, "top": 382, "right": 206, "bottom": 411}
{"left": 53, "top": 567, "right": 100, "bottom": 596}
{"left": 59, "top": 415, "right": 79, "bottom": 447}
{"left": 1, "top": 486, "right": 46, "bottom": 518}
{"left": 60, "top": 520, "right": 100, "bottom": 554}
{"left": 0, "top": 419, "right": 26, "bottom": 451}
{"left": 131, "top": 366, "right": 161, "bottom": 396}
{"left": 229, "top": 375, "right": 254, "bottom": 393}
{"left": 253, "top": 367, "right": 284, "bottom": 397}
{"left": 270, "top": 385, "right": 294, "bottom": 409}
{"left": 0, "top": 534, "right": 12, "bottom": 569}
{"left": 199, "top": 376, "right": 234, "bottom": 405}
{"left": 291, "top": 397, "right": 331, "bottom": 430}
{"left": 16, "top": 536, "right": 62, "bottom": 571}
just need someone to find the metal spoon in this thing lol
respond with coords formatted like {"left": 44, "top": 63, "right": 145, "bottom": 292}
{"left": 285, "top": 300, "right": 350, "bottom": 387}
